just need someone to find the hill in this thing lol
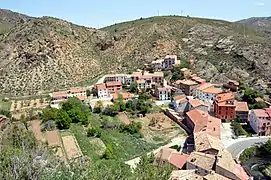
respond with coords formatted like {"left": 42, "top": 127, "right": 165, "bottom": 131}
{"left": 0, "top": 11, "right": 270, "bottom": 96}
{"left": 238, "top": 17, "right": 271, "bottom": 35}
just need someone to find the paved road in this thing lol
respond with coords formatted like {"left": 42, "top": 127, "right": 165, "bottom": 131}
{"left": 227, "top": 137, "right": 270, "bottom": 159}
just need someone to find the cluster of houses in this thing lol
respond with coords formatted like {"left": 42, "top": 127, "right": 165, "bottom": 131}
{"left": 51, "top": 87, "right": 88, "bottom": 105}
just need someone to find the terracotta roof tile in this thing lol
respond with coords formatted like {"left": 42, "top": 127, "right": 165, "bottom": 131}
{"left": 171, "top": 170, "right": 203, "bottom": 180}
{"left": 106, "top": 81, "right": 122, "bottom": 87}
{"left": 52, "top": 91, "right": 68, "bottom": 98}
{"left": 189, "top": 99, "right": 207, "bottom": 108}
{"left": 155, "top": 147, "right": 176, "bottom": 161}
{"left": 165, "top": 55, "right": 177, "bottom": 59}
{"left": 216, "top": 92, "right": 235, "bottom": 103}
{"left": 168, "top": 152, "right": 189, "bottom": 169}
{"left": 77, "top": 95, "right": 87, "bottom": 101}
{"left": 187, "top": 152, "right": 216, "bottom": 171}
{"left": 95, "top": 83, "right": 106, "bottom": 90}
{"left": 194, "top": 132, "right": 224, "bottom": 152}
{"left": 255, "top": 97, "right": 264, "bottom": 102}
{"left": 235, "top": 102, "right": 249, "bottom": 112}
{"left": 202, "top": 87, "right": 222, "bottom": 94}
{"left": 113, "top": 92, "right": 134, "bottom": 100}
{"left": 204, "top": 173, "right": 230, "bottom": 180}
{"left": 197, "top": 83, "right": 214, "bottom": 91}
{"left": 176, "top": 79, "right": 198, "bottom": 86}
{"left": 69, "top": 87, "right": 87, "bottom": 93}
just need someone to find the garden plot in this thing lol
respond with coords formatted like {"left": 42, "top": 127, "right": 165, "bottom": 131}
{"left": 45, "top": 130, "right": 61, "bottom": 147}
{"left": 29, "top": 120, "right": 43, "bottom": 141}
{"left": 146, "top": 113, "right": 177, "bottom": 131}
{"left": 10, "top": 98, "right": 49, "bottom": 112}
{"left": 62, "top": 135, "right": 83, "bottom": 160}
{"left": 117, "top": 112, "right": 131, "bottom": 125}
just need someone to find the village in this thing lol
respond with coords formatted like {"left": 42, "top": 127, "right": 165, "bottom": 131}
{"left": 1, "top": 54, "right": 271, "bottom": 180}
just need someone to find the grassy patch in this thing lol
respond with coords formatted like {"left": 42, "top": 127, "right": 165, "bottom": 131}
{"left": 0, "top": 98, "right": 12, "bottom": 111}
{"left": 100, "top": 129, "right": 158, "bottom": 161}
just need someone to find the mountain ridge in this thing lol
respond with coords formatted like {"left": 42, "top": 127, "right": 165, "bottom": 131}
{"left": 0, "top": 10, "right": 270, "bottom": 96}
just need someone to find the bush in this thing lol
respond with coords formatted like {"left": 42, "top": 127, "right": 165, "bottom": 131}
{"left": 119, "top": 122, "right": 143, "bottom": 138}
{"left": 231, "top": 121, "right": 248, "bottom": 136}
{"left": 102, "top": 143, "right": 114, "bottom": 159}
{"left": 55, "top": 110, "right": 72, "bottom": 129}
{"left": 239, "top": 146, "right": 258, "bottom": 163}
{"left": 0, "top": 109, "right": 11, "bottom": 118}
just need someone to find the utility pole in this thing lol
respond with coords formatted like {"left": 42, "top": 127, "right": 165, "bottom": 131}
{"left": 158, "top": 10, "right": 160, "bottom": 16}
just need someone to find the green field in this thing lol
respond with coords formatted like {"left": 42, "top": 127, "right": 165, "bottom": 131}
{"left": 0, "top": 97, "right": 12, "bottom": 111}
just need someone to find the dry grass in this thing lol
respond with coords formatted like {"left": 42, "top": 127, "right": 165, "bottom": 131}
{"left": 29, "top": 120, "right": 43, "bottom": 140}
{"left": 45, "top": 130, "right": 61, "bottom": 147}
{"left": 117, "top": 112, "right": 131, "bottom": 125}
{"left": 62, "top": 135, "right": 83, "bottom": 160}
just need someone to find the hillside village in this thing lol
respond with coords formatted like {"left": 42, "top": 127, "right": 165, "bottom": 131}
{"left": 2, "top": 54, "right": 271, "bottom": 179}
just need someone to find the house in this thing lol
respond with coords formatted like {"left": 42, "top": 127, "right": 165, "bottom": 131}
{"left": 154, "top": 87, "right": 171, "bottom": 101}
{"left": 94, "top": 83, "right": 109, "bottom": 98}
{"left": 249, "top": 108, "right": 271, "bottom": 136}
{"left": 192, "top": 76, "right": 206, "bottom": 85}
{"left": 223, "top": 80, "right": 239, "bottom": 92}
{"left": 168, "top": 152, "right": 189, "bottom": 169}
{"left": 152, "top": 72, "right": 164, "bottom": 85}
{"left": 188, "top": 99, "right": 208, "bottom": 112}
{"left": 216, "top": 149, "right": 250, "bottom": 180}
{"left": 193, "top": 83, "right": 215, "bottom": 99}
{"left": 115, "top": 74, "right": 127, "bottom": 84}
{"left": 68, "top": 87, "right": 87, "bottom": 97}
{"left": 186, "top": 152, "right": 216, "bottom": 176}
{"left": 194, "top": 131, "right": 224, "bottom": 155}
{"left": 112, "top": 92, "right": 135, "bottom": 102}
{"left": 163, "top": 55, "right": 179, "bottom": 70}
{"left": 52, "top": 91, "right": 68, "bottom": 104}
{"left": 104, "top": 74, "right": 116, "bottom": 82}
{"left": 155, "top": 147, "right": 177, "bottom": 164}
{"left": 137, "top": 80, "right": 152, "bottom": 89}
{"left": 214, "top": 92, "right": 236, "bottom": 122}
{"left": 151, "top": 59, "right": 164, "bottom": 70}
{"left": 174, "top": 79, "right": 199, "bottom": 96}
{"left": 106, "top": 81, "right": 122, "bottom": 94}
{"left": 170, "top": 170, "right": 203, "bottom": 180}
{"left": 131, "top": 72, "right": 142, "bottom": 82}
{"left": 125, "top": 75, "right": 133, "bottom": 85}
{"left": 186, "top": 109, "right": 221, "bottom": 138}
{"left": 172, "top": 95, "right": 188, "bottom": 114}
{"left": 235, "top": 102, "right": 249, "bottom": 122}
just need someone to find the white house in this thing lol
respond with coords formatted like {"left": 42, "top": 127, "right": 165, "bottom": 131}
{"left": 193, "top": 83, "right": 222, "bottom": 101}
{"left": 154, "top": 87, "right": 171, "bottom": 101}
{"left": 94, "top": 83, "right": 109, "bottom": 99}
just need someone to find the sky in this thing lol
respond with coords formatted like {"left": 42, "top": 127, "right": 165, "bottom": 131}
{"left": 1, "top": 0, "right": 270, "bottom": 28}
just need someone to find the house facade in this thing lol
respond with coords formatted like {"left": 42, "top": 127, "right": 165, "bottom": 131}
{"left": 163, "top": 55, "right": 178, "bottom": 70}
{"left": 94, "top": 83, "right": 109, "bottom": 99}
{"left": 154, "top": 87, "right": 171, "bottom": 101}
{"left": 249, "top": 108, "right": 271, "bottom": 136}
{"left": 235, "top": 102, "right": 249, "bottom": 122}
{"left": 106, "top": 81, "right": 122, "bottom": 94}
{"left": 52, "top": 91, "right": 68, "bottom": 104}
{"left": 68, "top": 87, "right": 87, "bottom": 97}
{"left": 174, "top": 79, "right": 199, "bottom": 96}
{"left": 214, "top": 92, "right": 236, "bottom": 122}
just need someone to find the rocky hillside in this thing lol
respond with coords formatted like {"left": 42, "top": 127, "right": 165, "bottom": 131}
{"left": 0, "top": 10, "right": 270, "bottom": 96}
{"left": 238, "top": 17, "right": 271, "bottom": 35}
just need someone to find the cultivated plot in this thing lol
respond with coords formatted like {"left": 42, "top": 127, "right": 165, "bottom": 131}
{"left": 29, "top": 120, "right": 43, "bottom": 140}
{"left": 46, "top": 130, "right": 61, "bottom": 147}
{"left": 62, "top": 135, "right": 83, "bottom": 160}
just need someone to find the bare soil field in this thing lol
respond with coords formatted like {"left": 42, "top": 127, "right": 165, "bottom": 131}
{"left": 29, "top": 120, "right": 43, "bottom": 140}
{"left": 45, "top": 130, "right": 61, "bottom": 147}
{"left": 145, "top": 113, "right": 176, "bottom": 131}
{"left": 134, "top": 113, "right": 186, "bottom": 144}
{"left": 117, "top": 112, "right": 131, "bottom": 125}
{"left": 62, "top": 135, "right": 83, "bottom": 160}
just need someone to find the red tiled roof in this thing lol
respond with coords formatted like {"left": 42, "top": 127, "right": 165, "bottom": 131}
{"left": 186, "top": 109, "right": 221, "bottom": 138}
{"left": 141, "top": 75, "right": 153, "bottom": 79}
{"left": 106, "top": 81, "right": 122, "bottom": 87}
{"left": 235, "top": 102, "right": 249, "bottom": 112}
{"left": 175, "top": 94, "right": 187, "bottom": 101}
{"left": 77, "top": 95, "right": 87, "bottom": 101}
{"left": 189, "top": 99, "right": 206, "bottom": 108}
{"left": 202, "top": 87, "right": 222, "bottom": 94}
{"left": 168, "top": 152, "right": 189, "bottom": 169}
{"left": 216, "top": 92, "right": 235, "bottom": 103}
{"left": 113, "top": 92, "right": 134, "bottom": 100}
{"left": 52, "top": 91, "right": 68, "bottom": 98}
{"left": 155, "top": 147, "right": 176, "bottom": 161}
{"left": 69, "top": 87, "right": 87, "bottom": 93}
{"left": 165, "top": 55, "right": 177, "bottom": 59}
{"left": 95, "top": 83, "right": 106, "bottom": 90}
{"left": 253, "top": 108, "right": 271, "bottom": 118}
{"left": 255, "top": 97, "right": 264, "bottom": 102}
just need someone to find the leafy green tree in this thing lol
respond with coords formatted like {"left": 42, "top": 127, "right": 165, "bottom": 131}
{"left": 62, "top": 97, "right": 90, "bottom": 115}
{"left": 103, "top": 143, "right": 114, "bottom": 159}
{"left": 103, "top": 105, "right": 119, "bottom": 116}
{"left": 67, "top": 108, "right": 87, "bottom": 123}
{"left": 243, "top": 88, "right": 264, "bottom": 104}
{"left": 86, "top": 89, "right": 91, "bottom": 97}
{"left": 93, "top": 101, "right": 103, "bottom": 113}
{"left": 130, "top": 82, "right": 138, "bottom": 94}
{"left": 253, "top": 102, "right": 268, "bottom": 109}
{"left": 171, "top": 72, "right": 184, "bottom": 81}
{"left": 138, "top": 92, "right": 150, "bottom": 101}
{"left": 0, "top": 109, "right": 11, "bottom": 118}
{"left": 42, "top": 108, "right": 59, "bottom": 122}
{"left": 55, "top": 110, "right": 72, "bottom": 129}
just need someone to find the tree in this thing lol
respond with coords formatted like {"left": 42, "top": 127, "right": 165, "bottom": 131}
{"left": 253, "top": 102, "right": 268, "bottom": 109}
{"left": 103, "top": 143, "right": 114, "bottom": 159}
{"left": 87, "top": 127, "right": 101, "bottom": 138}
{"left": 243, "top": 88, "right": 263, "bottom": 104}
{"left": 55, "top": 110, "right": 72, "bottom": 129}
{"left": 93, "top": 101, "right": 103, "bottom": 113}
{"left": 130, "top": 82, "right": 138, "bottom": 94}
{"left": 86, "top": 89, "right": 91, "bottom": 97}
{"left": 67, "top": 108, "right": 87, "bottom": 123}
{"left": 0, "top": 109, "right": 11, "bottom": 118}
{"left": 171, "top": 72, "right": 184, "bottom": 81}
{"left": 62, "top": 97, "right": 90, "bottom": 115}
{"left": 114, "top": 94, "right": 126, "bottom": 112}
{"left": 42, "top": 108, "right": 59, "bottom": 122}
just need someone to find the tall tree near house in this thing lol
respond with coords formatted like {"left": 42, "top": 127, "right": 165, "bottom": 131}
{"left": 130, "top": 82, "right": 138, "bottom": 94}
{"left": 86, "top": 89, "right": 91, "bottom": 97}
{"left": 55, "top": 110, "right": 72, "bottom": 129}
